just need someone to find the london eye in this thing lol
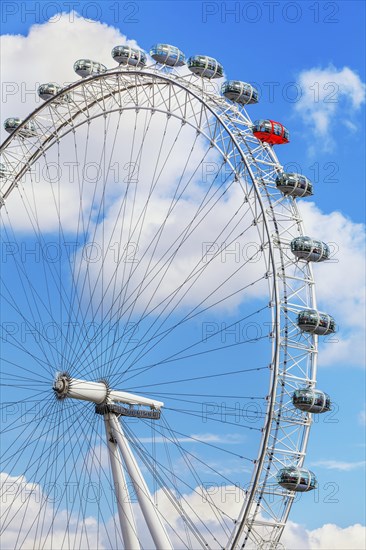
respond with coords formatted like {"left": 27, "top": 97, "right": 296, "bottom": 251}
{"left": 0, "top": 43, "right": 334, "bottom": 549}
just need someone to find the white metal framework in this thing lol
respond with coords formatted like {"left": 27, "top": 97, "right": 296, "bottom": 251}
{"left": 0, "top": 60, "right": 327, "bottom": 549}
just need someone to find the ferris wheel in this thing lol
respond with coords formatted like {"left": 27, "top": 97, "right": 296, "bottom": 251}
{"left": 0, "top": 43, "right": 335, "bottom": 549}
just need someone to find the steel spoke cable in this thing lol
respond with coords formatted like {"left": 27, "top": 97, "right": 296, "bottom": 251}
{"left": 48, "top": 404, "right": 117, "bottom": 550}
{"left": 124, "top": 365, "right": 268, "bottom": 390}
{"left": 73, "top": 132, "right": 234, "bottom": 375}
{"left": 0, "top": 394, "right": 60, "bottom": 534}
{"left": 103, "top": 128, "right": 206, "bottom": 375}
{"left": 0, "top": 395, "right": 73, "bottom": 475}
{"left": 73, "top": 152, "right": 230, "bottom": 377}
{"left": 68, "top": 107, "right": 153, "bottom": 378}
{"left": 105, "top": 157, "right": 238, "bottom": 340}
{"left": 123, "top": 422, "right": 215, "bottom": 549}
{"left": 38, "top": 136, "right": 98, "bottom": 375}
{"left": 76, "top": 203, "right": 264, "bottom": 381}
{"left": 119, "top": 299, "right": 269, "bottom": 386}
{"left": 0, "top": 222, "right": 61, "bottom": 375}
{"left": 62, "top": 115, "right": 114, "bottom": 371}
{"left": 62, "top": 121, "right": 93, "bottom": 366}
{"left": 75, "top": 111, "right": 184, "bottom": 378}
{"left": 157, "top": 416, "right": 234, "bottom": 537}
{"left": 0, "top": 206, "right": 94, "bottom": 375}
{"left": 160, "top": 422, "right": 193, "bottom": 548}
{"left": 163, "top": 406, "right": 262, "bottom": 433}
{"left": 125, "top": 419, "right": 236, "bottom": 545}
{"left": 1, "top": 175, "right": 79, "bottom": 370}
{"left": 158, "top": 403, "right": 268, "bottom": 426}
{"left": 0, "top": 285, "right": 73, "bottom": 375}
{"left": 107, "top": 214, "right": 266, "bottom": 380}
{"left": 61, "top": 112, "right": 119, "bottom": 372}
{"left": 110, "top": 269, "right": 267, "bottom": 381}
{"left": 0, "top": 358, "right": 52, "bottom": 382}
{"left": 102, "top": 106, "right": 155, "bottom": 382}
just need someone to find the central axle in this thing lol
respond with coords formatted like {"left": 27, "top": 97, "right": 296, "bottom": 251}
{"left": 53, "top": 373, "right": 164, "bottom": 410}
{"left": 53, "top": 372, "right": 171, "bottom": 549}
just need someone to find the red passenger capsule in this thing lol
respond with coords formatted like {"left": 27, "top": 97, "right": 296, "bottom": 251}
{"left": 252, "top": 119, "right": 289, "bottom": 145}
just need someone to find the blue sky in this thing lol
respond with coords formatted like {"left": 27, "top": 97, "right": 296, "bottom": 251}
{"left": 0, "top": 1, "right": 365, "bottom": 548}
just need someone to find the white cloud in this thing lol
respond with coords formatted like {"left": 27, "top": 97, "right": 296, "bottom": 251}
{"left": 310, "top": 460, "right": 366, "bottom": 472}
{"left": 2, "top": 470, "right": 366, "bottom": 549}
{"left": 307, "top": 523, "right": 366, "bottom": 550}
{"left": 297, "top": 201, "right": 366, "bottom": 367}
{"left": 0, "top": 472, "right": 106, "bottom": 549}
{"left": 284, "top": 521, "right": 366, "bottom": 550}
{"left": 0, "top": 12, "right": 137, "bottom": 141}
{"left": 294, "top": 65, "right": 366, "bottom": 151}
{"left": 134, "top": 487, "right": 366, "bottom": 549}
{"left": 131, "top": 486, "right": 366, "bottom": 549}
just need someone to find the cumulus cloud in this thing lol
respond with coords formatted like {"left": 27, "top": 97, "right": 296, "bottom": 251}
{"left": 0, "top": 472, "right": 105, "bottom": 549}
{"left": 283, "top": 520, "right": 366, "bottom": 550}
{"left": 109, "top": 485, "right": 366, "bottom": 549}
{"left": 0, "top": 12, "right": 137, "bottom": 142}
{"left": 294, "top": 65, "right": 366, "bottom": 152}
{"left": 2, "top": 471, "right": 366, "bottom": 549}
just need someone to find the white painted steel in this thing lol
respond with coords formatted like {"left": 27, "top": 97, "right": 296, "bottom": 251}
{"left": 109, "top": 414, "right": 173, "bottom": 550}
{"left": 104, "top": 414, "right": 141, "bottom": 549}
{"left": 56, "top": 375, "right": 164, "bottom": 408}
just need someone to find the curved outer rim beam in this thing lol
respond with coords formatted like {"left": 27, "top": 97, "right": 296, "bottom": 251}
{"left": 0, "top": 69, "right": 250, "bottom": 200}
{"left": 231, "top": 144, "right": 317, "bottom": 548}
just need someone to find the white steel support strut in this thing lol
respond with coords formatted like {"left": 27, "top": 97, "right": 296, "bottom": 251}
{"left": 104, "top": 414, "right": 140, "bottom": 550}
{"left": 108, "top": 413, "right": 173, "bottom": 550}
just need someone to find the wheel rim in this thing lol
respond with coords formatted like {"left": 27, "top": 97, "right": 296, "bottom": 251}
{"left": 1, "top": 68, "right": 318, "bottom": 549}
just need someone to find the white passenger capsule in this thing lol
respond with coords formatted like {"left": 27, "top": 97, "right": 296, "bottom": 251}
{"left": 38, "top": 83, "right": 71, "bottom": 103}
{"left": 74, "top": 59, "right": 107, "bottom": 78}
{"left": 38, "top": 82, "right": 62, "bottom": 100}
{"left": 112, "top": 45, "right": 147, "bottom": 67}
{"left": 292, "top": 388, "right": 331, "bottom": 413}
{"left": 187, "top": 55, "right": 224, "bottom": 78}
{"left": 4, "top": 118, "right": 37, "bottom": 138}
{"left": 277, "top": 467, "right": 317, "bottom": 492}
{"left": 4, "top": 117, "right": 22, "bottom": 134}
{"left": 222, "top": 80, "right": 259, "bottom": 105}
{"left": 150, "top": 44, "right": 186, "bottom": 67}
{"left": 276, "top": 172, "right": 313, "bottom": 197}
{"left": 297, "top": 309, "right": 336, "bottom": 335}
{"left": 291, "top": 236, "right": 330, "bottom": 262}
